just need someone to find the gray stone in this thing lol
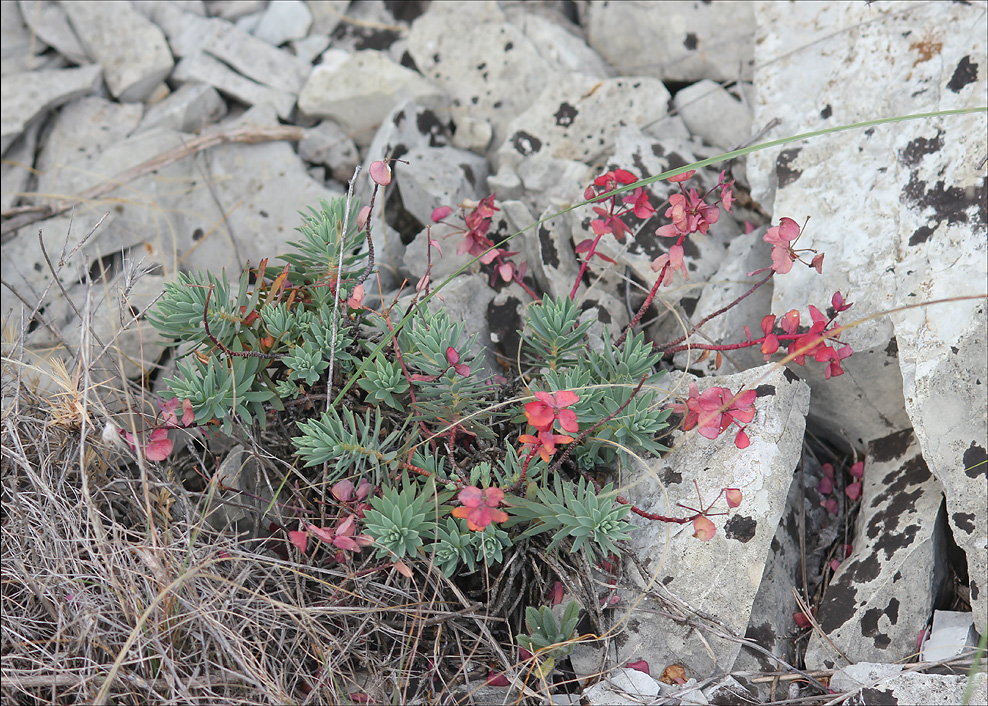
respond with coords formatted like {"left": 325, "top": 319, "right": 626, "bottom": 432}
{"left": 395, "top": 145, "right": 489, "bottom": 228}
{"left": 172, "top": 52, "right": 297, "bottom": 119}
{"left": 253, "top": 0, "right": 312, "bottom": 46}
{"left": 673, "top": 80, "right": 753, "bottom": 152}
{"left": 503, "top": 4, "right": 610, "bottom": 80}
{"left": 527, "top": 205, "right": 582, "bottom": 301}
{"left": 298, "top": 49, "right": 447, "bottom": 147}
{"left": 805, "top": 428, "right": 949, "bottom": 670}
{"left": 306, "top": 0, "right": 349, "bottom": 36}
{"left": 407, "top": 1, "right": 555, "bottom": 148}
{"left": 205, "top": 1, "right": 266, "bottom": 21}
{"left": 920, "top": 610, "right": 978, "bottom": 662}
{"left": 135, "top": 82, "right": 227, "bottom": 134}
{"left": 494, "top": 74, "right": 670, "bottom": 172}
{"left": 61, "top": 1, "right": 172, "bottom": 102}
{"left": 298, "top": 120, "right": 359, "bottom": 183}
{"left": 16, "top": 0, "right": 87, "bottom": 65}
{"left": 451, "top": 116, "right": 493, "bottom": 154}
{"left": 514, "top": 156, "right": 592, "bottom": 215}
{"left": 607, "top": 365, "right": 810, "bottom": 676}
{"left": 486, "top": 167, "right": 522, "bottom": 202}
{"left": 583, "top": 667, "right": 660, "bottom": 706}
{"left": 584, "top": 0, "right": 755, "bottom": 83}
{"left": 166, "top": 10, "right": 311, "bottom": 93}
{"left": 290, "top": 33, "right": 330, "bottom": 64}
{"left": 0, "top": 118, "right": 40, "bottom": 211}
{"left": 0, "top": 64, "right": 102, "bottom": 154}
{"left": 745, "top": 1, "right": 987, "bottom": 627}
{"left": 830, "top": 663, "right": 985, "bottom": 706}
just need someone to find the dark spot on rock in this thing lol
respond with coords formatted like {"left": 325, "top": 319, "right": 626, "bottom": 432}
{"left": 783, "top": 368, "right": 800, "bottom": 383}
{"left": 885, "top": 336, "right": 899, "bottom": 358}
{"left": 818, "top": 577, "right": 859, "bottom": 632}
{"left": 909, "top": 224, "right": 934, "bottom": 246}
{"left": 743, "top": 623, "right": 777, "bottom": 670}
{"left": 652, "top": 143, "right": 666, "bottom": 158}
{"left": 460, "top": 164, "right": 476, "bottom": 188}
{"left": 724, "top": 514, "right": 756, "bottom": 543}
{"left": 510, "top": 131, "right": 542, "bottom": 156}
{"left": 900, "top": 132, "right": 944, "bottom": 167}
{"left": 680, "top": 296, "right": 698, "bottom": 318}
{"left": 684, "top": 32, "right": 698, "bottom": 50}
{"left": 384, "top": 0, "right": 426, "bottom": 23}
{"left": 393, "top": 110, "right": 406, "bottom": 126}
{"left": 538, "top": 225, "right": 560, "bottom": 269}
{"left": 776, "top": 148, "right": 803, "bottom": 188}
{"left": 259, "top": 210, "right": 269, "bottom": 218}
{"left": 416, "top": 110, "right": 446, "bottom": 146}
{"left": 902, "top": 172, "right": 985, "bottom": 228}
{"left": 665, "top": 151, "right": 690, "bottom": 170}
{"left": 487, "top": 296, "right": 522, "bottom": 364}
{"left": 192, "top": 227, "right": 203, "bottom": 241}
{"left": 399, "top": 50, "right": 417, "bottom": 71}
{"left": 952, "top": 512, "right": 975, "bottom": 533}
{"left": 470, "top": 95, "right": 479, "bottom": 105}
{"left": 820, "top": 104, "right": 833, "bottom": 119}
{"left": 554, "top": 102, "right": 578, "bottom": 127}
{"left": 476, "top": 62, "right": 486, "bottom": 71}
{"left": 33, "top": 262, "right": 42, "bottom": 271}
{"left": 755, "top": 385, "right": 775, "bottom": 398}
{"left": 947, "top": 55, "right": 978, "bottom": 93}
{"left": 856, "top": 687, "right": 899, "bottom": 705}
{"left": 662, "top": 468, "right": 682, "bottom": 485}
{"left": 870, "top": 428, "right": 914, "bottom": 463}
{"left": 661, "top": 576, "right": 674, "bottom": 585}
{"left": 971, "top": 579, "right": 980, "bottom": 601}
{"left": 504, "top": 41, "right": 513, "bottom": 51}
{"left": 865, "top": 127, "right": 875, "bottom": 137}
{"left": 861, "top": 599, "right": 898, "bottom": 649}
{"left": 963, "top": 442, "right": 986, "bottom": 479}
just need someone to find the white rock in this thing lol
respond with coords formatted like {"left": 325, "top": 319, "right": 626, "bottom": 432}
{"left": 298, "top": 49, "right": 447, "bottom": 147}
{"left": 135, "top": 82, "right": 227, "bottom": 134}
{"left": 921, "top": 610, "right": 978, "bottom": 662}
{"left": 298, "top": 120, "right": 359, "bottom": 183}
{"left": 290, "top": 33, "right": 330, "bottom": 64}
{"left": 585, "top": 0, "right": 755, "bottom": 83}
{"left": 253, "top": 0, "right": 312, "bottom": 46}
{"left": 16, "top": 0, "right": 87, "bottom": 65}
{"left": 167, "top": 12, "right": 311, "bottom": 93}
{"left": 494, "top": 74, "right": 671, "bottom": 172}
{"left": 606, "top": 365, "right": 810, "bottom": 676}
{"left": 172, "top": 52, "right": 297, "bottom": 119}
{"left": 306, "top": 0, "right": 349, "bottom": 36}
{"left": 486, "top": 167, "right": 523, "bottom": 201}
{"left": 503, "top": 5, "right": 610, "bottom": 79}
{"left": 396, "top": 145, "right": 489, "bottom": 227}
{"left": 451, "top": 116, "right": 493, "bottom": 154}
{"left": 0, "top": 118, "right": 40, "bottom": 211}
{"left": 830, "top": 663, "right": 985, "bottom": 706}
{"left": 673, "top": 80, "right": 753, "bottom": 152}
{"left": 61, "top": 2, "right": 173, "bottom": 102}
{"left": 583, "top": 668, "right": 660, "bottom": 706}
{"left": 805, "top": 428, "right": 949, "bottom": 670}
{"left": 206, "top": 1, "right": 266, "bottom": 21}
{"left": 0, "top": 64, "right": 102, "bottom": 154}
{"left": 407, "top": 1, "right": 555, "bottom": 148}
{"left": 745, "top": 0, "right": 987, "bottom": 628}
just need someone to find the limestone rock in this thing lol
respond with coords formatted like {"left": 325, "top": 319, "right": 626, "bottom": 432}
{"left": 252, "top": 0, "right": 312, "bottom": 47}
{"left": 135, "top": 82, "right": 227, "bottom": 134}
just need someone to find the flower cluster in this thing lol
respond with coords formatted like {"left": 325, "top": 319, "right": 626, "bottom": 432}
{"left": 519, "top": 390, "right": 580, "bottom": 463}
{"left": 119, "top": 396, "right": 195, "bottom": 461}
{"left": 754, "top": 292, "right": 854, "bottom": 378}
{"left": 452, "top": 486, "right": 508, "bottom": 531}
{"left": 670, "top": 383, "right": 756, "bottom": 449}
{"left": 751, "top": 216, "right": 823, "bottom": 276}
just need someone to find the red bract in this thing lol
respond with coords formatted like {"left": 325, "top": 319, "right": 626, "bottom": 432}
{"left": 369, "top": 160, "right": 392, "bottom": 186}
{"left": 431, "top": 205, "right": 453, "bottom": 222}
{"left": 524, "top": 390, "right": 579, "bottom": 433}
{"left": 693, "top": 515, "right": 716, "bottom": 540}
{"left": 763, "top": 217, "right": 801, "bottom": 274}
{"left": 668, "top": 169, "right": 696, "bottom": 183}
{"left": 725, "top": 488, "right": 743, "bottom": 508}
{"left": 662, "top": 189, "right": 720, "bottom": 236}
{"left": 671, "top": 383, "right": 756, "bottom": 449}
{"left": 161, "top": 397, "right": 194, "bottom": 427}
{"left": 519, "top": 430, "right": 575, "bottom": 464}
{"left": 650, "top": 243, "right": 687, "bottom": 286}
{"left": 452, "top": 486, "right": 509, "bottom": 531}
{"left": 626, "top": 660, "right": 651, "bottom": 675}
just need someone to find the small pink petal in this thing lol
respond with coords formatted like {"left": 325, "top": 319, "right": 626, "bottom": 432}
{"left": 550, "top": 580, "right": 564, "bottom": 606}
{"left": 734, "top": 428, "right": 750, "bottom": 449}
{"left": 357, "top": 205, "right": 371, "bottom": 230}
{"left": 289, "top": 530, "right": 308, "bottom": 552}
{"left": 626, "top": 660, "right": 650, "bottom": 675}
{"left": 431, "top": 205, "right": 453, "bottom": 222}
{"left": 850, "top": 461, "right": 864, "bottom": 479}
{"left": 393, "top": 561, "right": 413, "bottom": 578}
{"left": 845, "top": 482, "right": 862, "bottom": 501}
{"left": 668, "top": 170, "right": 695, "bottom": 183}
{"left": 487, "top": 672, "right": 510, "bottom": 687}
{"left": 369, "top": 160, "right": 392, "bottom": 186}
{"left": 307, "top": 524, "right": 337, "bottom": 544}
{"left": 332, "top": 480, "right": 356, "bottom": 502}
{"left": 725, "top": 488, "right": 742, "bottom": 508}
{"left": 693, "top": 515, "right": 716, "bottom": 540}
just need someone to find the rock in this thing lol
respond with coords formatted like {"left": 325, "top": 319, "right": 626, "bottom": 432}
{"left": 920, "top": 610, "right": 978, "bottom": 662}
{"left": 583, "top": 667, "right": 660, "bottom": 706}
{"left": 290, "top": 33, "right": 330, "bottom": 64}
{"left": 205, "top": 1, "right": 266, "bottom": 21}
{"left": 745, "top": 1, "right": 986, "bottom": 626}
{"left": 486, "top": 167, "right": 523, "bottom": 201}
{"left": 306, "top": 0, "right": 349, "bottom": 37}
{"left": 514, "top": 156, "right": 592, "bottom": 214}
{"left": 502, "top": 4, "right": 610, "bottom": 79}
{"left": 584, "top": 0, "right": 755, "bottom": 83}
{"left": 494, "top": 74, "right": 670, "bottom": 172}
{"left": 0, "top": 64, "right": 102, "bottom": 154}
{"left": 172, "top": 52, "right": 297, "bottom": 119}
{"left": 166, "top": 10, "right": 311, "bottom": 93}
{"left": 395, "top": 145, "right": 489, "bottom": 227}
{"left": 135, "top": 82, "right": 227, "bottom": 134}
{"left": 451, "top": 116, "right": 493, "bottom": 154}
{"left": 325, "top": 0, "right": 413, "bottom": 56}
{"left": 527, "top": 205, "right": 582, "bottom": 301}
{"left": 0, "top": 118, "right": 40, "bottom": 211}
{"left": 16, "top": 0, "right": 87, "bottom": 65}
{"left": 805, "top": 428, "right": 950, "bottom": 670}
{"left": 252, "top": 0, "right": 312, "bottom": 46}
{"left": 597, "top": 365, "right": 810, "bottom": 676}
{"left": 830, "top": 662, "right": 986, "bottom": 706}
{"left": 298, "top": 120, "right": 359, "bottom": 183}
{"left": 407, "top": 1, "right": 555, "bottom": 148}
{"left": 298, "top": 49, "right": 447, "bottom": 147}
{"left": 673, "top": 80, "right": 753, "bottom": 152}
{"left": 61, "top": 2, "right": 172, "bottom": 103}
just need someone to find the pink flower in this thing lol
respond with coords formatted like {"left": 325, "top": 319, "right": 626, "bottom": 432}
{"left": 308, "top": 515, "right": 373, "bottom": 559}
{"left": 650, "top": 244, "right": 687, "bottom": 286}
{"left": 369, "top": 160, "right": 392, "bottom": 186}
{"left": 662, "top": 189, "right": 720, "bottom": 236}
{"left": 524, "top": 390, "right": 580, "bottom": 433}
{"left": 452, "top": 486, "right": 509, "bottom": 531}
{"left": 693, "top": 515, "right": 716, "bottom": 540}
{"left": 763, "top": 217, "right": 801, "bottom": 274}
{"left": 161, "top": 397, "right": 195, "bottom": 427}
{"left": 518, "top": 430, "right": 575, "bottom": 464}
{"left": 671, "top": 383, "right": 756, "bottom": 448}
{"left": 667, "top": 169, "right": 696, "bottom": 183}
{"left": 725, "top": 488, "right": 743, "bottom": 508}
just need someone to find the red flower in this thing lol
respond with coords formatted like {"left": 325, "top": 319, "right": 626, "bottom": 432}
{"left": 452, "top": 486, "right": 509, "bottom": 531}
{"left": 524, "top": 390, "right": 580, "bottom": 433}
{"left": 671, "top": 383, "right": 756, "bottom": 449}
{"left": 763, "top": 217, "right": 801, "bottom": 274}
{"left": 519, "top": 430, "right": 576, "bottom": 464}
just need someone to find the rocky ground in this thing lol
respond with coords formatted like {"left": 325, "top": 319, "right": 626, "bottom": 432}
{"left": 1, "top": 1, "right": 986, "bottom": 704}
